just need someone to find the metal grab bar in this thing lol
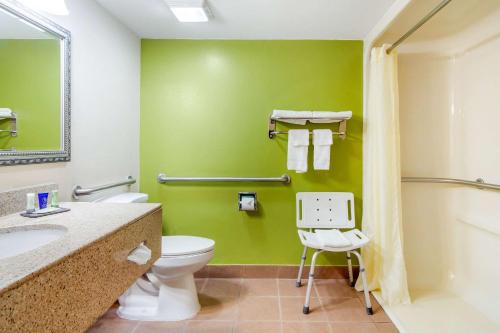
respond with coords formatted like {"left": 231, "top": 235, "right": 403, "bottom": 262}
{"left": 157, "top": 173, "right": 291, "bottom": 184}
{"left": 72, "top": 176, "right": 136, "bottom": 199}
{"left": 401, "top": 177, "right": 500, "bottom": 191}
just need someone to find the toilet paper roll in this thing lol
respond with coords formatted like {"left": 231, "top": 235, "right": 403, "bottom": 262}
{"left": 240, "top": 197, "right": 256, "bottom": 211}
{"left": 127, "top": 242, "right": 152, "bottom": 265}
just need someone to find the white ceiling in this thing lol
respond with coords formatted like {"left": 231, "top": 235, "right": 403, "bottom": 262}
{"left": 95, "top": 0, "right": 396, "bottom": 39}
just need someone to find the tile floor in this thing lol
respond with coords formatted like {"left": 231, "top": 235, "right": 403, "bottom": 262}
{"left": 87, "top": 278, "right": 399, "bottom": 333}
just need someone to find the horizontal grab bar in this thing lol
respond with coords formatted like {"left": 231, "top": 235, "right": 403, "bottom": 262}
{"left": 401, "top": 177, "right": 500, "bottom": 191}
{"left": 157, "top": 173, "right": 291, "bottom": 184}
{"left": 72, "top": 176, "right": 136, "bottom": 199}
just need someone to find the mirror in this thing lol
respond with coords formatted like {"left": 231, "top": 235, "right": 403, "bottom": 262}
{"left": 0, "top": 0, "right": 70, "bottom": 166}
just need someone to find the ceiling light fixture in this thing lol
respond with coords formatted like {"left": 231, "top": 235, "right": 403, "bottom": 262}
{"left": 164, "top": 0, "right": 212, "bottom": 23}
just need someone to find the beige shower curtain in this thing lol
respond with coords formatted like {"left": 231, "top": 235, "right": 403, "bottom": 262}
{"left": 356, "top": 45, "right": 410, "bottom": 305}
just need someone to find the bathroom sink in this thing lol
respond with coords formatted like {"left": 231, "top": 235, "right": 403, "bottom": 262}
{"left": 0, "top": 225, "right": 67, "bottom": 260}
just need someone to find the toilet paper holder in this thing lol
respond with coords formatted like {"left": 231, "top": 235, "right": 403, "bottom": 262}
{"left": 238, "top": 192, "right": 257, "bottom": 211}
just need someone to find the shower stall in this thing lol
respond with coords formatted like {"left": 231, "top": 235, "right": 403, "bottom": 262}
{"left": 371, "top": 0, "right": 500, "bottom": 332}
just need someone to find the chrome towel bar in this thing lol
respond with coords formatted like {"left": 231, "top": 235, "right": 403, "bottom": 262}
{"left": 401, "top": 177, "right": 500, "bottom": 191}
{"left": 268, "top": 116, "right": 348, "bottom": 140}
{"left": 72, "top": 176, "right": 136, "bottom": 199}
{"left": 157, "top": 173, "right": 291, "bottom": 184}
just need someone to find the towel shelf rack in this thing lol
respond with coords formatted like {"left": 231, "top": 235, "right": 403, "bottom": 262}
{"left": 157, "top": 173, "right": 291, "bottom": 184}
{"left": 401, "top": 177, "right": 500, "bottom": 191}
{"left": 0, "top": 113, "right": 17, "bottom": 137}
{"left": 72, "top": 176, "right": 136, "bottom": 199}
{"left": 268, "top": 116, "right": 348, "bottom": 139}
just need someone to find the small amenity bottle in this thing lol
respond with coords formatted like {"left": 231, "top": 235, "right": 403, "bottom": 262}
{"left": 51, "top": 189, "right": 59, "bottom": 208}
{"left": 26, "top": 193, "right": 35, "bottom": 213}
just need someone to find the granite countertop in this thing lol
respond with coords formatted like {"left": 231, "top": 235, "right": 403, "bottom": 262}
{"left": 0, "top": 202, "right": 161, "bottom": 294}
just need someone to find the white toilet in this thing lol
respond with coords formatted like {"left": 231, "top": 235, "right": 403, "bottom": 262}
{"left": 101, "top": 193, "right": 215, "bottom": 321}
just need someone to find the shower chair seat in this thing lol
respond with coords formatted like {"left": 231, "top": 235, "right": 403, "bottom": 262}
{"left": 295, "top": 192, "right": 373, "bottom": 315}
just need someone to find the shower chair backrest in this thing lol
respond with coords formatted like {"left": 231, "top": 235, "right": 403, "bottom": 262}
{"left": 296, "top": 192, "right": 355, "bottom": 229}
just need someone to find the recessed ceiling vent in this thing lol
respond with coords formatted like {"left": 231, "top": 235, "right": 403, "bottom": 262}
{"left": 164, "top": 0, "right": 212, "bottom": 23}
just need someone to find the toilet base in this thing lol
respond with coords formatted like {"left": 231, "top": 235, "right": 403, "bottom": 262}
{"left": 117, "top": 273, "right": 201, "bottom": 321}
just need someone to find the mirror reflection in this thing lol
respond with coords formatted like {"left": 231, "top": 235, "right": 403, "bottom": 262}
{"left": 0, "top": 7, "right": 61, "bottom": 152}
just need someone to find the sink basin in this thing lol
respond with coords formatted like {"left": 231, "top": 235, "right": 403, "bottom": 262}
{"left": 0, "top": 225, "right": 67, "bottom": 260}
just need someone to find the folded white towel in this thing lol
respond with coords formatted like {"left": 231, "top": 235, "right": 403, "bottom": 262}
{"left": 315, "top": 229, "right": 352, "bottom": 248}
{"left": 288, "top": 129, "right": 309, "bottom": 173}
{"left": 0, "top": 108, "right": 13, "bottom": 118}
{"left": 313, "top": 129, "right": 333, "bottom": 170}
{"left": 272, "top": 110, "right": 313, "bottom": 125}
{"left": 310, "top": 111, "right": 352, "bottom": 123}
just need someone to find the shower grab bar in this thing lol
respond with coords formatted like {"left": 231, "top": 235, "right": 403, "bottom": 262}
{"left": 72, "top": 176, "right": 136, "bottom": 199}
{"left": 157, "top": 173, "right": 291, "bottom": 184}
{"left": 401, "top": 177, "right": 500, "bottom": 191}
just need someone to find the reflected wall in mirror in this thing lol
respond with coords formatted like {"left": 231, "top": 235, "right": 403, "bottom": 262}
{"left": 0, "top": 0, "right": 70, "bottom": 166}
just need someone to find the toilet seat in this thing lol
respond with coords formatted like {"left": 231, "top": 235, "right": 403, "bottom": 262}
{"left": 161, "top": 236, "right": 215, "bottom": 257}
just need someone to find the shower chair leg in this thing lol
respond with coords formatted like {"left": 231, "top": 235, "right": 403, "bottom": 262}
{"left": 350, "top": 250, "right": 373, "bottom": 315}
{"left": 303, "top": 250, "right": 322, "bottom": 314}
{"left": 346, "top": 251, "right": 354, "bottom": 287}
{"left": 296, "top": 246, "right": 308, "bottom": 287}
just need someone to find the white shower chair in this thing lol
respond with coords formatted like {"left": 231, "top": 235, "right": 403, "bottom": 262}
{"left": 295, "top": 192, "right": 373, "bottom": 315}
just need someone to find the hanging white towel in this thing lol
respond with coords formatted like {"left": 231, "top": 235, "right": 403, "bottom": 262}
{"left": 310, "top": 111, "right": 352, "bottom": 123}
{"left": 272, "top": 110, "right": 313, "bottom": 125}
{"left": 313, "top": 129, "right": 333, "bottom": 170}
{"left": 288, "top": 129, "right": 309, "bottom": 173}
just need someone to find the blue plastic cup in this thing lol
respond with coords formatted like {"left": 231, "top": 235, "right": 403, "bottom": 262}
{"left": 38, "top": 192, "right": 49, "bottom": 209}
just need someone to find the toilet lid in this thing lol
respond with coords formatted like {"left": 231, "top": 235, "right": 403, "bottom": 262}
{"left": 161, "top": 236, "right": 215, "bottom": 257}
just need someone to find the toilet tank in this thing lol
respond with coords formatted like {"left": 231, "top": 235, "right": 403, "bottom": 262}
{"left": 99, "top": 193, "right": 148, "bottom": 203}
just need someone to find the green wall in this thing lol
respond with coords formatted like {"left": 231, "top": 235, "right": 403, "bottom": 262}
{"left": 0, "top": 39, "right": 60, "bottom": 150}
{"left": 140, "top": 40, "right": 363, "bottom": 265}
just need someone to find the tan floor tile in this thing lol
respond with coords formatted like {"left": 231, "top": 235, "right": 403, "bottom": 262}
{"left": 86, "top": 318, "right": 138, "bottom": 333}
{"left": 201, "top": 278, "right": 242, "bottom": 297}
{"left": 101, "top": 307, "right": 119, "bottom": 319}
{"left": 330, "top": 322, "right": 379, "bottom": 333}
{"left": 278, "top": 279, "right": 318, "bottom": 297}
{"left": 90, "top": 278, "right": 395, "bottom": 333}
{"left": 375, "top": 323, "right": 399, "bottom": 333}
{"left": 235, "top": 321, "right": 282, "bottom": 333}
{"left": 282, "top": 321, "right": 331, "bottom": 333}
{"left": 134, "top": 321, "right": 186, "bottom": 333}
{"left": 240, "top": 279, "right": 278, "bottom": 296}
{"left": 194, "top": 295, "right": 239, "bottom": 320}
{"left": 238, "top": 296, "right": 280, "bottom": 321}
{"left": 280, "top": 296, "right": 327, "bottom": 322}
{"left": 356, "top": 293, "right": 390, "bottom": 323}
{"left": 314, "top": 279, "right": 358, "bottom": 298}
{"left": 185, "top": 320, "right": 234, "bottom": 333}
{"left": 322, "top": 297, "right": 372, "bottom": 323}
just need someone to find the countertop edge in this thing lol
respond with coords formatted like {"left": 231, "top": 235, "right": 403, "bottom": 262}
{"left": 0, "top": 204, "right": 162, "bottom": 295}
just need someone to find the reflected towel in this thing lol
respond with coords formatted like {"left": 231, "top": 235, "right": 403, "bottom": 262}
{"left": 288, "top": 129, "right": 310, "bottom": 173}
{"left": 0, "top": 108, "right": 13, "bottom": 118}
{"left": 313, "top": 129, "right": 333, "bottom": 170}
